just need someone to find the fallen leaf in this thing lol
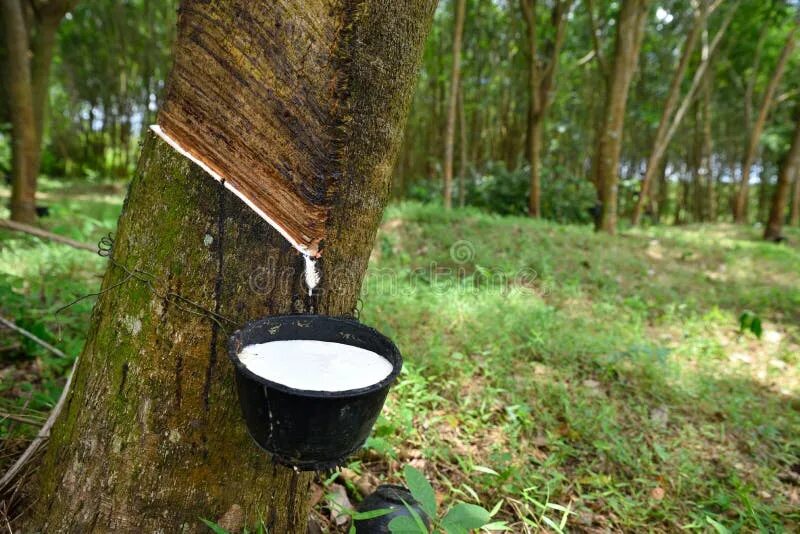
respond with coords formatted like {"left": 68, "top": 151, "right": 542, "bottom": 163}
{"left": 327, "top": 483, "right": 352, "bottom": 526}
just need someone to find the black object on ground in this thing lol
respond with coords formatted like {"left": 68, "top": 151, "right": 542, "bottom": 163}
{"left": 354, "top": 484, "right": 430, "bottom": 533}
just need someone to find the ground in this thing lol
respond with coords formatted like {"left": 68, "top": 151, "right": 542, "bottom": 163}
{"left": 1, "top": 181, "right": 799, "bottom": 532}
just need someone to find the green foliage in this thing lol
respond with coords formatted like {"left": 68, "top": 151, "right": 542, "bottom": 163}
{"left": 406, "top": 162, "right": 596, "bottom": 223}
{"left": 738, "top": 310, "right": 763, "bottom": 339}
{"left": 388, "top": 466, "right": 492, "bottom": 534}
{"left": 198, "top": 518, "right": 267, "bottom": 534}
{"left": 362, "top": 202, "right": 800, "bottom": 531}
{"left": 403, "top": 465, "right": 438, "bottom": 519}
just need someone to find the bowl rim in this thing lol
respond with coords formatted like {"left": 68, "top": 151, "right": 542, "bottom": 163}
{"left": 227, "top": 314, "right": 403, "bottom": 399}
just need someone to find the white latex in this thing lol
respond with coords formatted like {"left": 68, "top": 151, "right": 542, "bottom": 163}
{"left": 238, "top": 340, "right": 392, "bottom": 392}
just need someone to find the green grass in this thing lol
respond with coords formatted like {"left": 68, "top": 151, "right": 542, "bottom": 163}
{"left": 1, "top": 187, "right": 799, "bottom": 532}
{"left": 358, "top": 204, "right": 800, "bottom": 532}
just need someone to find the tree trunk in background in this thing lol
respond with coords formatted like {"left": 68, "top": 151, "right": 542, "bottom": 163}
{"left": 458, "top": 86, "right": 468, "bottom": 207}
{"left": 443, "top": 0, "right": 466, "bottom": 209}
{"left": 1, "top": 0, "right": 72, "bottom": 223}
{"left": 2, "top": 0, "right": 38, "bottom": 223}
{"left": 31, "top": 1, "right": 72, "bottom": 157}
{"left": 631, "top": 0, "right": 736, "bottom": 226}
{"left": 791, "top": 168, "right": 800, "bottom": 226}
{"left": 765, "top": 113, "right": 800, "bottom": 240}
{"left": 591, "top": 0, "right": 649, "bottom": 234}
{"left": 631, "top": 1, "right": 705, "bottom": 226}
{"left": 757, "top": 167, "right": 771, "bottom": 223}
{"left": 734, "top": 26, "right": 797, "bottom": 223}
{"left": 655, "top": 162, "right": 668, "bottom": 223}
{"left": 700, "top": 60, "right": 715, "bottom": 221}
{"left": 521, "top": 0, "right": 570, "bottom": 218}
{"left": 21, "top": 1, "right": 435, "bottom": 532}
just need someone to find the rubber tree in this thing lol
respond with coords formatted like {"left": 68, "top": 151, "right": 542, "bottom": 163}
{"left": 629, "top": 0, "right": 721, "bottom": 226}
{"left": 733, "top": 25, "right": 797, "bottom": 223}
{"left": 764, "top": 110, "right": 800, "bottom": 240}
{"left": 443, "top": 0, "right": 466, "bottom": 210}
{"left": 20, "top": 1, "right": 435, "bottom": 532}
{"left": 589, "top": 0, "right": 649, "bottom": 234}
{"left": 792, "top": 167, "right": 800, "bottom": 226}
{"left": 1, "top": 0, "right": 74, "bottom": 223}
{"left": 520, "top": 0, "right": 571, "bottom": 218}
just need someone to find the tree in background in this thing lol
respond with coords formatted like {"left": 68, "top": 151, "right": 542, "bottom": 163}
{"left": 1, "top": 0, "right": 74, "bottom": 223}
{"left": 520, "top": 0, "right": 572, "bottom": 218}
{"left": 630, "top": 0, "right": 735, "bottom": 226}
{"left": 52, "top": 0, "right": 176, "bottom": 176}
{"left": 443, "top": 0, "right": 466, "bottom": 209}
{"left": 764, "top": 108, "right": 800, "bottom": 240}
{"left": 21, "top": 0, "right": 435, "bottom": 531}
{"left": 589, "top": 0, "right": 649, "bottom": 234}
{"left": 792, "top": 165, "right": 800, "bottom": 226}
{"left": 734, "top": 24, "right": 797, "bottom": 223}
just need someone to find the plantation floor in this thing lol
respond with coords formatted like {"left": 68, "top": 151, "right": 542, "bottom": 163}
{"left": 1, "top": 182, "right": 799, "bottom": 532}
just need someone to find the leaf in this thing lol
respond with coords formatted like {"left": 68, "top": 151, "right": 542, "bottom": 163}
{"left": 738, "top": 310, "right": 763, "bottom": 339}
{"left": 472, "top": 465, "right": 500, "bottom": 476}
{"left": 404, "top": 465, "right": 437, "bottom": 518}
{"left": 482, "top": 521, "right": 511, "bottom": 531}
{"left": 706, "top": 516, "right": 731, "bottom": 534}
{"left": 388, "top": 515, "right": 427, "bottom": 534}
{"left": 488, "top": 499, "right": 504, "bottom": 517}
{"left": 441, "top": 503, "right": 491, "bottom": 530}
{"left": 199, "top": 519, "right": 230, "bottom": 534}
{"left": 351, "top": 508, "right": 393, "bottom": 520}
{"left": 401, "top": 499, "right": 430, "bottom": 533}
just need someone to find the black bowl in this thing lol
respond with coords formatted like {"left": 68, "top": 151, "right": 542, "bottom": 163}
{"left": 228, "top": 315, "right": 402, "bottom": 470}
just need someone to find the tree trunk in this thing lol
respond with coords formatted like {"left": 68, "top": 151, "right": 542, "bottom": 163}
{"left": 521, "top": 0, "right": 570, "bottom": 218}
{"left": 529, "top": 120, "right": 543, "bottom": 216}
{"left": 1, "top": 0, "right": 72, "bottom": 223}
{"left": 2, "top": 0, "right": 37, "bottom": 223}
{"left": 734, "top": 26, "right": 797, "bottom": 223}
{"left": 20, "top": 1, "right": 435, "bottom": 532}
{"left": 630, "top": 2, "right": 705, "bottom": 226}
{"left": 700, "top": 61, "right": 715, "bottom": 222}
{"left": 443, "top": 0, "right": 466, "bottom": 209}
{"left": 30, "top": 4, "right": 69, "bottom": 152}
{"left": 458, "top": 85, "right": 468, "bottom": 208}
{"left": 592, "top": 0, "right": 649, "bottom": 234}
{"left": 791, "top": 166, "right": 800, "bottom": 226}
{"left": 765, "top": 113, "right": 800, "bottom": 240}
{"left": 631, "top": 0, "right": 736, "bottom": 226}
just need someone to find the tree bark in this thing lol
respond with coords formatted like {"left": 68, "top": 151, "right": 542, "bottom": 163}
{"left": 591, "top": 0, "right": 649, "bottom": 234}
{"left": 458, "top": 85, "right": 468, "bottom": 208}
{"left": 2, "top": 0, "right": 38, "bottom": 223}
{"left": 764, "top": 112, "right": 800, "bottom": 240}
{"left": 734, "top": 26, "right": 797, "bottom": 223}
{"left": 791, "top": 165, "right": 800, "bottom": 226}
{"left": 31, "top": 1, "right": 73, "bottom": 150}
{"left": 443, "top": 0, "right": 466, "bottom": 210}
{"left": 521, "top": 0, "right": 570, "bottom": 218}
{"left": 20, "top": 1, "right": 435, "bottom": 532}
{"left": 699, "top": 58, "right": 715, "bottom": 221}
{"left": 1, "top": 0, "right": 72, "bottom": 223}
